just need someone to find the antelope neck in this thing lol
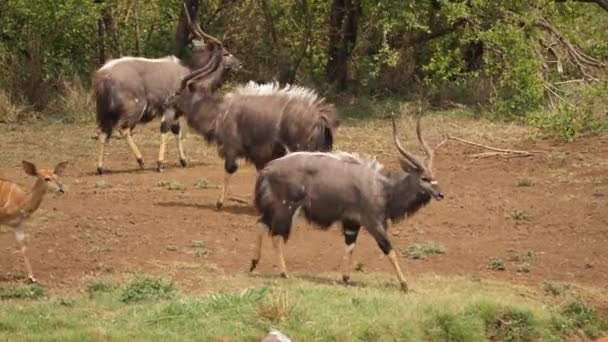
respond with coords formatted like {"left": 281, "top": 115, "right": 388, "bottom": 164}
{"left": 23, "top": 178, "right": 47, "bottom": 214}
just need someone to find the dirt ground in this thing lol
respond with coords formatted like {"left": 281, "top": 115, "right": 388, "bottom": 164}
{"left": 0, "top": 119, "right": 607, "bottom": 294}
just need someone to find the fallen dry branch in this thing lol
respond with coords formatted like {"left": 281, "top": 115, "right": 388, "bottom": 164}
{"left": 446, "top": 135, "right": 543, "bottom": 159}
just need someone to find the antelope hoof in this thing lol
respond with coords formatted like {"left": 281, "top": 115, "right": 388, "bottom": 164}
{"left": 280, "top": 272, "right": 288, "bottom": 279}
{"left": 250, "top": 259, "right": 259, "bottom": 272}
{"left": 137, "top": 158, "right": 145, "bottom": 169}
{"left": 216, "top": 200, "right": 223, "bottom": 210}
{"left": 156, "top": 161, "right": 164, "bottom": 172}
{"left": 97, "top": 167, "right": 104, "bottom": 175}
{"left": 400, "top": 282, "right": 408, "bottom": 293}
{"left": 180, "top": 159, "right": 188, "bottom": 168}
{"left": 342, "top": 275, "right": 350, "bottom": 284}
{"left": 28, "top": 276, "right": 37, "bottom": 284}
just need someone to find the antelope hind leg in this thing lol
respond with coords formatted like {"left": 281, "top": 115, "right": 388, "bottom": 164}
{"left": 122, "top": 128, "right": 144, "bottom": 169}
{"left": 15, "top": 228, "right": 36, "bottom": 283}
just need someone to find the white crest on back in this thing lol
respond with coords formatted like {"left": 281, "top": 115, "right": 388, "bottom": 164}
{"left": 227, "top": 81, "right": 321, "bottom": 106}
{"left": 276, "top": 151, "right": 384, "bottom": 174}
{"left": 98, "top": 56, "right": 181, "bottom": 71}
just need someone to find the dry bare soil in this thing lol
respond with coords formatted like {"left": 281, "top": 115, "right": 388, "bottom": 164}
{"left": 0, "top": 117, "right": 607, "bottom": 299}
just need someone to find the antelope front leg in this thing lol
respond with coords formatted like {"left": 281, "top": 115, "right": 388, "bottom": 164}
{"left": 15, "top": 227, "right": 36, "bottom": 283}
{"left": 387, "top": 250, "right": 407, "bottom": 292}
{"left": 122, "top": 128, "right": 144, "bottom": 169}
{"left": 96, "top": 131, "right": 108, "bottom": 175}
{"left": 216, "top": 173, "right": 232, "bottom": 209}
{"left": 341, "top": 221, "right": 360, "bottom": 284}
{"left": 157, "top": 132, "right": 169, "bottom": 172}
{"left": 172, "top": 120, "right": 187, "bottom": 168}
{"left": 250, "top": 221, "right": 268, "bottom": 272}
{"left": 217, "top": 158, "right": 237, "bottom": 209}
{"left": 369, "top": 224, "right": 408, "bottom": 292}
{"left": 157, "top": 109, "right": 178, "bottom": 172}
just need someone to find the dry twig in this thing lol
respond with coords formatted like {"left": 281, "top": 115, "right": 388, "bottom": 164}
{"left": 446, "top": 135, "right": 543, "bottom": 159}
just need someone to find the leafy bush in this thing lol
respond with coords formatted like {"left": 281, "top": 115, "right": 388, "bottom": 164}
{"left": 119, "top": 276, "right": 176, "bottom": 303}
{"left": 560, "top": 300, "right": 607, "bottom": 337}
{"left": 528, "top": 81, "right": 608, "bottom": 141}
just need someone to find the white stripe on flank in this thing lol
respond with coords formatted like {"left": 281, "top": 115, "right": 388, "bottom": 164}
{"left": 99, "top": 56, "right": 180, "bottom": 71}
{"left": 5, "top": 184, "right": 14, "bottom": 208}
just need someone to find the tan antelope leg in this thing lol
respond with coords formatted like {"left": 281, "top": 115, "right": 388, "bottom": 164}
{"left": 96, "top": 131, "right": 108, "bottom": 175}
{"left": 341, "top": 223, "right": 360, "bottom": 284}
{"left": 387, "top": 250, "right": 408, "bottom": 292}
{"left": 157, "top": 132, "right": 169, "bottom": 172}
{"left": 271, "top": 235, "right": 288, "bottom": 278}
{"left": 342, "top": 243, "right": 356, "bottom": 283}
{"left": 176, "top": 128, "right": 187, "bottom": 167}
{"left": 250, "top": 223, "right": 267, "bottom": 272}
{"left": 216, "top": 173, "right": 232, "bottom": 209}
{"left": 15, "top": 227, "right": 35, "bottom": 283}
{"left": 122, "top": 128, "right": 144, "bottom": 169}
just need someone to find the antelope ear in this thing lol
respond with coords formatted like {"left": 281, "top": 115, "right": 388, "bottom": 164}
{"left": 398, "top": 157, "right": 421, "bottom": 174}
{"left": 54, "top": 161, "right": 69, "bottom": 176}
{"left": 22, "top": 161, "right": 38, "bottom": 176}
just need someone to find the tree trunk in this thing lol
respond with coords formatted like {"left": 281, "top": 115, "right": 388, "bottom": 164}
{"left": 96, "top": 17, "right": 105, "bottom": 66}
{"left": 101, "top": 3, "right": 121, "bottom": 58}
{"left": 173, "top": 0, "right": 200, "bottom": 57}
{"left": 325, "top": 0, "right": 361, "bottom": 90}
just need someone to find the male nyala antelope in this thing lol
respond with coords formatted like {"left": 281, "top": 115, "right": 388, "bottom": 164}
{"left": 250, "top": 115, "right": 445, "bottom": 291}
{"left": 171, "top": 81, "right": 339, "bottom": 209}
{"left": 94, "top": 4, "right": 239, "bottom": 174}
{"left": 0, "top": 161, "right": 68, "bottom": 283}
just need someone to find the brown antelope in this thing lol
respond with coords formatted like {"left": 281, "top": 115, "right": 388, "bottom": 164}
{"left": 0, "top": 161, "right": 67, "bottom": 283}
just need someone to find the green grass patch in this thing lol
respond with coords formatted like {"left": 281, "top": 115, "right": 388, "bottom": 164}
{"left": 510, "top": 209, "right": 534, "bottom": 221}
{"left": 488, "top": 257, "right": 506, "bottom": 271}
{"left": 0, "top": 284, "right": 45, "bottom": 300}
{"left": 157, "top": 180, "right": 187, "bottom": 191}
{"left": 0, "top": 274, "right": 605, "bottom": 340}
{"left": 118, "top": 276, "right": 177, "bottom": 303}
{"left": 403, "top": 242, "right": 446, "bottom": 260}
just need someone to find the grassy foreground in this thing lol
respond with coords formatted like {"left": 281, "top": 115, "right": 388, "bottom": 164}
{"left": 0, "top": 274, "right": 606, "bottom": 341}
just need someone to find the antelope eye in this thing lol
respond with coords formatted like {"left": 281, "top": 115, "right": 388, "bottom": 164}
{"left": 421, "top": 177, "right": 431, "bottom": 182}
{"left": 44, "top": 177, "right": 51, "bottom": 181}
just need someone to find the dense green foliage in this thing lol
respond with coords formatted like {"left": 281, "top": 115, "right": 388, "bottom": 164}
{"left": 0, "top": 0, "right": 606, "bottom": 138}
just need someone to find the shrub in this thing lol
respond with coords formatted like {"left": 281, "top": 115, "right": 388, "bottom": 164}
{"left": 528, "top": 81, "right": 608, "bottom": 141}
{"left": 46, "top": 78, "right": 95, "bottom": 124}
{"left": 424, "top": 311, "right": 484, "bottom": 342}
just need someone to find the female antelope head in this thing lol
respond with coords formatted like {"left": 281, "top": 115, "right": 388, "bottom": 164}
{"left": 22, "top": 161, "right": 68, "bottom": 194}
